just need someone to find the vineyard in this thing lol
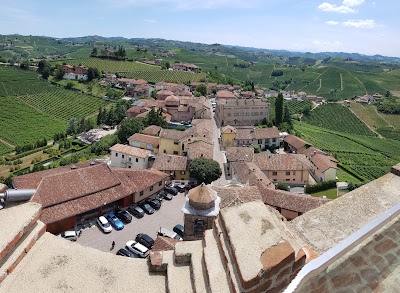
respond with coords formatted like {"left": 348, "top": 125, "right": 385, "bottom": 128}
{"left": 268, "top": 98, "right": 312, "bottom": 120}
{"left": 302, "top": 103, "right": 376, "bottom": 136}
{"left": 0, "top": 96, "right": 66, "bottom": 145}
{"left": 0, "top": 142, "right": 13, "bottom": 156}
{"left": 0, "top": 66, "right": 54, "bottom": 97}
{"left": 64, "top": 58, "right": 160, "bottom": 73}
{"left": 18, "top": 90, "right": 104, "bottom": 121}
{"left": 295, "top": 122, "right": 400, "bottom": 182}
{"left": 121, "top": 70, "right": 207, "bottom": 83}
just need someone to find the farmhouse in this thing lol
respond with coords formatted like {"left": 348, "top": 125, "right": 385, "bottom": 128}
{"left": 305, "top": 147, "right": 338, "bottom": 182}
{"left": 172, "top": 63, "right": 199, "bottom": 72}
{"left": 283, "top": 134, "right": 311, "bottom": 154}
{"left": 62, "top": 64, "right": 88, "bottom": 81}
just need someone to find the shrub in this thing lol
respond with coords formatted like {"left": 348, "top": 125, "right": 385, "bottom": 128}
{"left": 305, "top": 180, "right": 336, "bottom": 193}
{"left": 276, "top": 183, "right": 289, "bottom": 191}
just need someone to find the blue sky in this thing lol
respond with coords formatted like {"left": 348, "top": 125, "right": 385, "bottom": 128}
{"left": 1, "top": 0, "right": 400, "bottom": 57}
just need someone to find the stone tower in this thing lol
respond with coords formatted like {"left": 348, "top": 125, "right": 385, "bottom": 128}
{"left": 181, "top": 183, "right": 221, "bottom": 241}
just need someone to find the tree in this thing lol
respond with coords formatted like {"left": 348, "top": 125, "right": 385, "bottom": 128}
{"left": 65, "top": 81, "right": 74, "bottom": 90}
{"left": 165, "top": 62, "right": 170, "bottom": 69}
{"left": 87, "top": 67, "right": 99, "bottom": 81}
{"left": 66, "top": 118, "right": 78, "bottom": 135}
{"left": 188, "top": 158, "right": 222, "bottom": 185}
{"left": 275, "top": 92, "right": 284, "bottom": 126}
{"left": 283, "top": 104, "right": 292, "bottom": 126}
{"left": 145, "top": 107, "right": 166, "bottom": 127}
{"left": 91, "top": 47, "right": 98, "bottom": 57}
{"left": 37, "top": 60, "right": 51, "bottom": 79}
{"left": 195, "top": 84, "right": 207, "bottom": 96}
{"left": 54, "top": 63, "right": 64, "bottom": 80}
{"left": 117, "top": 117, "right": 144, "bottom": 143}
{"left": 19, "top": 59, "right": 30, "bottom": 70}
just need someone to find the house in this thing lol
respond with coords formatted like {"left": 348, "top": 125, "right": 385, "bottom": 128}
{"left": 109, "top": 144, "right": 151, "bottom": 169}
{"left": 233, "top": 127, "right": 280, "bottom": 150}
{"left": 283, "top": 135, "right": 311, "bottom": 154}
{"left": 11, "top": 162, "right": 168, "bottom": 234}
{"left": 152, "top": 154, "right": 189, "bottom": 181}
{"left": 344, "top": 100, "right": 351, "bottom": 107}
{"left": 372, "top": 93, "right": 383, "bottom": 99}
{"left": 215, "top": 98, "right": 270, "bottom": 126}
{"left": 254, "top": 153, "right": 310, "bottom": 185}
{"left": 158, "top": 128, "right": 189, "bottom": 155}
{"left": 172, "top": 63, "right": 199, "bottom": 72}
{"left": 127, "top": 106, "right": 150, "bottom": 118}
{"left": 156, "top": 90, "right": 174, "bottom": 100}
{"left": 143, "top": 125, "right": 162, "bottom": 137}
{"left": 241, "top": 91, "right": 255, "bottom": 98}
{"left": 164, "top": 95, "right": 211, "bottom": 122}
{"left": 355, "top": 95, "right": 376, "bottom": 104}
{"left": 225, "top": 147, "right": 254, "bottom": 173}
{"left": 155, "top": 82, "right": 179, "bottom": 91}
{"left": 128, "top": 133, "right": 160, "bottom": 154}
{"left": 186, "top": 140, "right": 213, "bottom": 160}
{"left": 101, "top": 49, "right": 114, "bottom": 57}
{"left": 105, "top": 74, "right": 117, "bottom": 84}
{"left": 62, "top": 64, "right": 88, "bottom": 81}
{"left": 221, "top": 125, "right": 237, "bottom": 148}
{"left": 265, "top": 90, "right": 279, "bottom": 98}
{"left": 305, "top": 147, "right": 338, "bottom": 182}
{"left": 126, "top": 84, "right": 151, "bottom": 98}
{"left": 215, "top": 90, "right": 236, "bottom": 100}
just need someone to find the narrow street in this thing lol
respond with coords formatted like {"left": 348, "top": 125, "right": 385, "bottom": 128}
{"left": 210, "top": 102, "right": 230, "bottom": 187}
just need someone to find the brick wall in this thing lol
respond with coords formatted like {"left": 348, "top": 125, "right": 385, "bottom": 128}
{"left": 184, "top": 214, "right": 215, "bottom": 241}
{"left": 299, "top": 216, "right": 400, "bottom": 293}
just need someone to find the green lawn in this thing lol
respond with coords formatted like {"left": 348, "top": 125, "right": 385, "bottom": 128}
{"left": 310, "top": 188, "right": 339, "bottom": 199}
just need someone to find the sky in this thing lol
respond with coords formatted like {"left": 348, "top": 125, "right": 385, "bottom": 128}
{"left": 1, "top": 0, "right": 400, "bottom": 57}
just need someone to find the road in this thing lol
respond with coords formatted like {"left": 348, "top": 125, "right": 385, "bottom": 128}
{"left": 76, "top": 193, "right": 186, "bottom": 255}
{"left": 210, "top": 100, "right": 230, "bottom": 187}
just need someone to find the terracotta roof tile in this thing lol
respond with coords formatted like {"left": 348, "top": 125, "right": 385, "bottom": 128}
{"left": 213, "top": 186, "right": 262, "bottom": 209}
{"left": 216, "top": 90, "right": 236, "bottom": 99}
{"left": 128, "top": 133, "right": 160, "bottom": 148}
{"left": 159, "top": 129, "right": 188, "bottom": 141}
{"left": 231, "top": 162, "right": 273, "bottom": 187}
{"left": 143, "top": 125, "right": 162, "bottom": 136}
{"left": 254, "top": 154, "right": 309, "bottom": 171}
{"left": 284, "top": 135, "right": 310, "bottom": 150}
{"left": 221, "top": 125, "right": 236, "bottom": 134}
{"left": 109, "top": 144, "right": 151, "bottom": 158}
{"left": 186, "top": 140, "right": 213, "bottom": 160}
{"left": 226, "top": 147, "right": 254, "bottom": 163}
{"left": 152, "top": 154, "right": 188, "bottom": 171}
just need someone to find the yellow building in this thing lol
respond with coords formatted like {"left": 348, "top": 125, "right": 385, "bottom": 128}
{"left": 221, "top": 125, "right": 236, "bottom": 148}
{"left": 152, "top": 154, "right": 190, "bottom": 181}
{"left": 128, "top": 133, "right": 160, "bottom": 154}
{"left": 158, "top": 129, "right": 188, "bottom": 156}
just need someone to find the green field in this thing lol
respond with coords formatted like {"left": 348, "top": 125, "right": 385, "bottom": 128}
{"left": 64, "top": 58, "right": 160, "bottom": 73}
{"left": 0, "top": 142, "right": 13, "bottom": 156}
{"left": 0, "top": 95, "right": 66, "bottom": 145}
{"left": 18, "top": 90, "right": 104, "bottom": 121}
{"left": 302, "top": 103, "right": 376, "bottom": 136}
{"left": 0, "top": 66, "right": 54, "bottom": 97}
{"left": 121, "top": 70, "right": 206, "bottom": 83}
{"left": 349, "top": 102, "right": 389, "bottom": 130}
{"left": 295, "top": 122, "right": 400, "bottom": 182}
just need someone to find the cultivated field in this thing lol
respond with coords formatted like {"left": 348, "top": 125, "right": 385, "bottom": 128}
{"left": 0, "top": 95, "right": 66, "bottom": 146}
{"left": 18, "top": 90, "right": 104, "bottom": 121}
{"left": 65, "top": 58, "right": 160, "bottom": 73}
{"left": 295, "top": 122, "right": 400, "bottom": 182}
{"left": 0, "top": 142, "right": 13, "bottom": 156}
{"left": 121, "top": 70, "right": 206, "bottom": 83}
{"left": 302, "top": 103, "right": 376, "bottom": 136}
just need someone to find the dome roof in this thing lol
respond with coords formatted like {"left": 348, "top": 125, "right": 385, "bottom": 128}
{"left": 188, "top": 183, "right": 217, "bottom": 210}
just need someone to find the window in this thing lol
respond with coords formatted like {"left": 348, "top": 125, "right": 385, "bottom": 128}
{"left": 129, "top": 157, "right": 132, "bottom": 162}
{"left": 136, "top": 158, "right": 139, "bottom": 163}
{"left": 163, "top": 149, "right": 167, "bottom": 154}
{"left": 293, "top": 171, "right": 296, "bottom": 175}
{"left": 173, "top": 151, "right": 179, "bottom": 155}
{"left": 286, "top": 179, "right": 290, "bottom": 182}
{"left": 245, "top": 112, "right": 250, "bottom": 116}
{"left": 159, "top": 181, "right": 162, "bottom": 186}
{"left": 174, "top": 141, "right": 179, "bottom": 145}
{"left": 286, "top": 171, "right": 290, "bottom": 176}
{"left": 122, "top": 154, "right": 125, "bottom": 159}
{"left": 150, "top": 186, "right": 154, "bottom": 191}
{"left": 258, "top": 139, "right": 262, "bottom": 144}
{"left": 272, "top": 138, "right": 276, "bottom": 142}
{"left": 227, "top": 113, "right": 231, "bottom": 117}
{"left": 180, "top": 171, "right": 185, "bottom": 175}
{"left": 140, "top": 191, "right": 144, "bottom": 196}
{"left": 194, "top": 219, "right": 205, "bottom": 236}
{"left": 115, "top": 153, "right": 118, "bottom": 157}
{"left": 272, "top": 171, "right": 277, "bottom": 176}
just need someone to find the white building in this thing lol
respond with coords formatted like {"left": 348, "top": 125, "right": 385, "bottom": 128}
{"left": 109, "top": 144, "right": 151, "bottom": 169}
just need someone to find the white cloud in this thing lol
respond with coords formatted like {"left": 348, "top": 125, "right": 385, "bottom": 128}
{"left": 318, "top": 2, "right": 355, "bottom": 13}
{"left": 343, "top": 19, "right": 376, "bottom": 28}
{"left": 342, "top": 0, "right": 365, "bottom": 7}
{"left": 325, "top": 20, "right": 340, "bottom": 25}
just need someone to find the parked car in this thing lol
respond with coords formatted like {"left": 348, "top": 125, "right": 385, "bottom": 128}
{"left": 128, "top": 205, "right": 145, "bottom": 218}
{"left": 116, "top": 210, "right": 132, "bottom": 224}
{"left": 60, "top": 230, "right": 78, "bottom": 241}
{"left": 172, "top": 183, "right": 186, "bottom": 193}
{"left": 138, "top": 202, "right": 155, "bottom": 215}
{"left": 165, "top": 186, "right": 178, "bottom": 196}
{"left": 107, "top": 213, "right": 125, "bottom": 230}
{"left": 173, "top": 224, "right": 184, "bottom": 237}
{"left": 147, "top": 198, "right": 161, "bottom": 210}
{"left": 158, "top": 228, "right": 182, "bottom": 240}
{"left": 125, "top": 240, "right": 149, "bottom": 258}
{"left": 116, "top": 248, "right": 134, "bottom": 258}
{"left": 135, "top": 233, "right": 155, "bottom": 249}
{"left": 97, "top": 216, "right": 112, "bottom": 233}
{"left": 184, "top": 181, "right": 198, "bottom": 191}
{"left": 159, "top": 190, "right": 173, "bottom": 201}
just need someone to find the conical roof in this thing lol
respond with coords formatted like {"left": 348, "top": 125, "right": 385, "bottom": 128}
{"left": 188, "top": 183, "right": 217, "bottom": 210}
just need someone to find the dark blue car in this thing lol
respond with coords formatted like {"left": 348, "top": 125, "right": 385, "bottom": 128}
{"left": 107, "top": 213, "right": 125, "bottom": 230}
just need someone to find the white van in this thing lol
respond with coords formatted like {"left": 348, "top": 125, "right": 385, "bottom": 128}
{"left": 60, "top": 230, "right": 78, "bottom": 241}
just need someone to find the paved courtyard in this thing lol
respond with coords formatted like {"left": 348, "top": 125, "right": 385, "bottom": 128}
{"left": 76, "top": 192, "right": 187, "bottom": 255}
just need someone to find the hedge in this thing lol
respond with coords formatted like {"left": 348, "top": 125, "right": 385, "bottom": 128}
{"left": 305, "top": 180, "right": 336, "bottom": 193}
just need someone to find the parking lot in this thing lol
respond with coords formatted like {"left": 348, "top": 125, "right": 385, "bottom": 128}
{"left": 76, "top": 192, "right": 187, "bottom": 254}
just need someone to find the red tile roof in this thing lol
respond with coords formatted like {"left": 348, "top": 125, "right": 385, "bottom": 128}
{"left": 152, "top": 154, "right": 188, "bottom": 171}
{"left": 143, "top": 125, "right": 162, "bottom": 136}
{"left": 231, "top": 162, "right": 273, "bottom": 187}
{"left": 216, "top": 90, "right": 236, "bottom": 99}
{"left": 284, "top": 135, "right": 310, "bottom": 151}
{"left": 221, "top": 125, "right": 237, "bottom": 134}
{"left": 128, "top": 133, "right": 160, "bottom": 148}
{"left": 109, "top": 144, "right": 151, "bottom": 158}
{"left": 226, "top": 147, "right": 254, "bottom": 163}
{"left": 186, "top": 140, "right": 213, "bottom": 160}
{"left": 254, "top": 154, "right": 309, "bottom": 171}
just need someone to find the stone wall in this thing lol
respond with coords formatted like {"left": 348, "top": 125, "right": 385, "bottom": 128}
{"left": 184, "top": 214, "right": 215, "bottom": 241}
